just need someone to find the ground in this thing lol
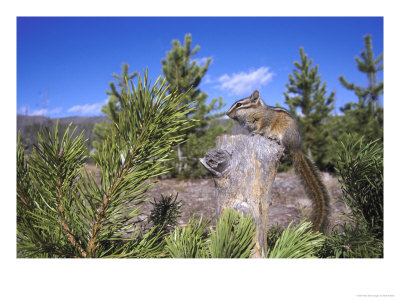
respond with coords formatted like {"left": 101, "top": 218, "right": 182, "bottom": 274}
{"left": 124, "top": 169, "right": 348, "bottom": 232}
{"left": 85, "top": 163, "right": 348, "bottom": 233}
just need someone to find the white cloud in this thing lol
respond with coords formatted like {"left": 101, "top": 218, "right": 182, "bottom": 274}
{"left": 18, "top": 105, "right": 29, "bottom": 115}
{"left": 203, "top": 74, "right": 212, "bottom": 84}
{"left": 30, "top": 109, "right": 47, "bottom": 116}
{"left": 67, "top": 99, "right": 108, "bottom": 116}
{"left": 30, "top": 107, "right": 62, "bottom": 116}
{"left": 217, "top": 67, "right": 274, "bottom": 96}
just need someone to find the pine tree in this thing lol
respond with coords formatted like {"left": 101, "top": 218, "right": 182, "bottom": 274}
{"left": 335, "top": 134, "right": 383, "bottom": 238}
{"left": 161, "top": 33, "right": 231, "bottom": 178}
{"left": 92, "top": 63, "right": 138, "bottom": 152}
{"left": 337, "top": 34, "right": 383, "bottom": 142}
{"left": 17, "top": 72, "right": 195, "bottom": 258}
{"left": 339, "top": 34, "right": 383, "bottom": 113}
{"left": 318, "top": 134, "right": 383, "bottom": 258}
{"left": 283, "top": 47, "right": 335, "bottom": 170}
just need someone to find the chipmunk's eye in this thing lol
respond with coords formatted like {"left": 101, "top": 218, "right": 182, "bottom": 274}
{"left": 236, "top": 103, "right": 242, "bottom": 108}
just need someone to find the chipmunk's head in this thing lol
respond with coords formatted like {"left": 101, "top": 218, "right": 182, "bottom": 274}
{"left": 226, "top": 90, "right": 265, "bottom": 120}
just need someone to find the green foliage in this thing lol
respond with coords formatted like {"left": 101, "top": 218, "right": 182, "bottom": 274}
{"left": 337, "top": 105, "right": 383, "bottom": 145}
{"left": 161, "top": 33, "right": 230, "bottom": 178}
{"left": 267, "top": 221, "right": 325, "bottom": 258}
{"left": 161, "top": 33, "right": 211, "bottom": 113}
{"left": 266, "top": 224, "right": 284, "bottom": 251}
{"left": 92, "top": 119, "right": 110, "bottom": 152}
{"left": 104, "top": 226, "right": 166, "bottom": 258}
{"left": 17, "top": 71, "right": 194, "bottom": 258}
{"left": 209, "top": 208, "right": 256, "bottom": 258}
{"left": 317, "top": 133, "right": 383, "bottom": 258}
{"left": 108, "top": 63, "right": 138, "bottom": 104}
{"left": 318, "top": 223, "right": 383, "bottom": 258}
{"left": 335, "top": 134, "right": 383, "bottom": 238}
{"left": 165, "top": 208, "right": 256, "bottom": 258}
{"left": 283, "top": 47, "right": 335, "bottom": 171}
{"left": 161, "top": 33, "right": 226, "bottom": 125}
{"left": 91, "top": 35, "right": 230, "bottom": 179}
{"left": 17, "top": 123, "right": 88, "bottom": 257}
{"left": 335, "top": 35, "right": 383, "bottom": 145}
{"left": 148, "top": 194, "right": 182, "bottom": 233}
{"left": 280, "top": 36, "right": 383, "bottom": 173}
{"left": 165, "top": 216, "right": 210, "bottom": 258}
{"left": 92, "top": 63, "right": 138, "bottom": 153}
{"left": 339, "top": 34, "right": 383, "bottom": 112}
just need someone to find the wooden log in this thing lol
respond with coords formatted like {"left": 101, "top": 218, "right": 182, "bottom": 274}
{"left": 200, "top": 134, "right": 285, "bottom": 257}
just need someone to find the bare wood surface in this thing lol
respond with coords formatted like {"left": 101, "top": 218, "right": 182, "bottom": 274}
{"left": 200, "top": 134, "right": 285, "bottom": 257}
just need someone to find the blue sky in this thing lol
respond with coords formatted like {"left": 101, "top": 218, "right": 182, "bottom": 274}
{"left": 17, "top": 17, "right": 383, "bottom": 118}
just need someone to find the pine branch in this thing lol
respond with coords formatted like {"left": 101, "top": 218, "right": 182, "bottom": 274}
{"left": 17, "top": 122, "right": 88, "bottom": 257}
{"left": 87, "top": 162, "right": 131, "bottom": 257}
{"left": 54, "top": 146, "right": 88, "bottom": 257}
{"left": 335, "top": 134, "right": 383, "bottom": 238}
{"left": 85, "top": 71, "right": 196, "bottom": 257}
{"left": 58, "top": 201, "right": 87, "bottom": 257}
{"left": 18, "top": 71, "right": 195, "bottom": 258}
{"left": 209, "top": 208, "right": 256, "bottom": 258}
{"left": 267, "top": 221, "right": 325, "bottom": 258}
{"left": 165, "top": 216, "right": 210, "bottom": 258}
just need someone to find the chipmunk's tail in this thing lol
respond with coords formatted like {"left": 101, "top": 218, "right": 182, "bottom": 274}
{"left": 290, "top": 149, "right": 330, "bottom": 232}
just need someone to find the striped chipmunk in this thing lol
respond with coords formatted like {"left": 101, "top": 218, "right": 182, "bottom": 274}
{"left": 226, "top": 90, "right": 329, "bottom": 232}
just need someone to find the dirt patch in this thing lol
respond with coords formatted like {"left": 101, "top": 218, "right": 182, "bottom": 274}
{"left": 143, "top": 171, "right": 348, "bottom": 232}
{"left": 84, "top": 164, "right": 349, "bottom": 232}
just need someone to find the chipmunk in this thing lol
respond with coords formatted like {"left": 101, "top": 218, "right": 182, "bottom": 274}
{"left": 226, "top": 90, "right": 329, "bottom": 232}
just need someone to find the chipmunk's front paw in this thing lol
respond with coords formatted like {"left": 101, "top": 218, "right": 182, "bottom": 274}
{"left": 251, "top": 131, "right": 264, "bottom": 137}
{"left": 268, "top": 135, "right": 281, "bottom": 144}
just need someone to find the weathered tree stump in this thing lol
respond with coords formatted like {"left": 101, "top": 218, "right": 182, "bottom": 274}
{"left": 200, "top": 134, "right": 285, "bottom": 257}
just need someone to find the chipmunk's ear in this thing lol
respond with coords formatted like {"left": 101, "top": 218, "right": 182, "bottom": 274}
{"left": 251, "top": 90, "right": 263, "bottom": 106}
{"left": 250, "top": 90, "right": 260, "bottom": 102}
